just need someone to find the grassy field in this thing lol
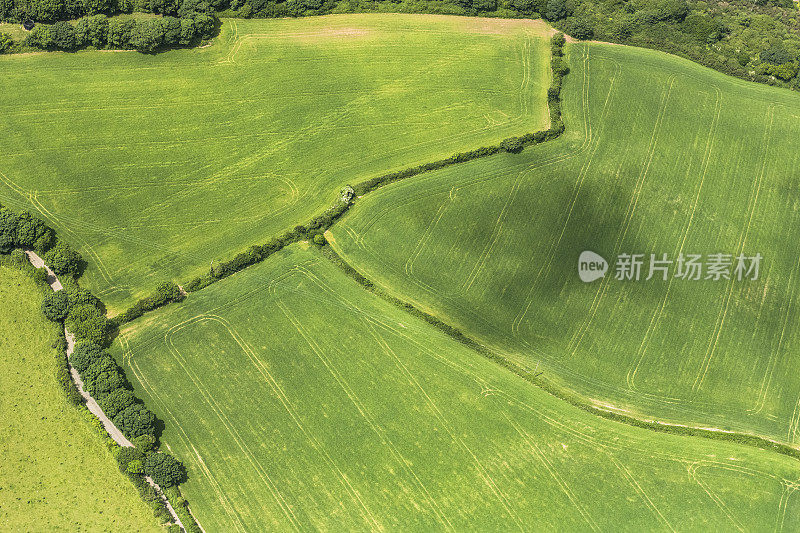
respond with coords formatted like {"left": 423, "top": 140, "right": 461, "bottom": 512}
{"left": 0, "top": 14, "right": 551, "bottom": 312}
{"left": 328, "top": 40, "right": 800, "bottom": 444}
{"left": 0, "top": 265, "right": 161, "bottom": 531}
{"left": 116, "top": 245, "right": 800, "bottom": 532}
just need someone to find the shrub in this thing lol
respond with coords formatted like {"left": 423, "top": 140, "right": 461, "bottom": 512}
{"left": 312, "top": 233, "right": 326, "bottom": 246}
{"left": 99, "top": 387, "right": 137, "bottom": 418}
{"left": 44, "top": 241, "right": 82, "bottom": 276}
{"left": 42, "top": 290, "right": 70, "bottom": 321}
{"left": 113, "top": 403, "right": 156, "bottom": 439}
{"left": 500, "top": 136, "right": 524, "bottom": 153}
{"left": 75, "top": 14, "right": 109, "bottom": 47}
{"left": 0, "top": 32, "right": 11, "bottom": 54}
{"left": 70, "top": 342, "right": 105, "bottom": 373}
{"left": 66, "top": 303, "right": 109, "bottom": 346}
{"left": 114, "top": 446, "right": 146, "bottom": 471}
{"left": 51, "top": 20, "right": 77, "bottom": 50}
{"left": 561, "top": 16, "right": 594, "bottom": 40}
{"left": 143, "top": 452, "right": 186, "bottom": 488}
{"left": 131, "top": 433, "right": 157, "bottom": 454}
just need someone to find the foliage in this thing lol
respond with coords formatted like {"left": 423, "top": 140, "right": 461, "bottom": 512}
{"left": 66, "top": 303, "right": 110, "bottom": 346}
{"left": 131, "top": 433, "right": 157, "bottom": 454}
{"left": 41, "top": 290, "right": 70, "bottom": 321}
{"left": 114, "top": 445, "right": 146, "bottom": 472}
{"left": 70, "top": 341, "right": 106, "bottom": 373}
{"left": 44, "top": 240, "right": 82, "bottom": 276}
{"left": 115, "top": 280, "right": 183, "bottom": 325}
{"left": 143, "top": 452, "right": 186, "bottom": 488}
{"left": 113, "top": 403, "right": 156, "bottom": 439}
{"left": 98, "top": 387, "right": 137, "bottom": 418}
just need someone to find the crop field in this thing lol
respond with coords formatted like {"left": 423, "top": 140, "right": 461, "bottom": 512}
{"left": 0, "top": 265, "right": 160, "bottom": 531}
{"left": 0, "top": 14, "right": 551, "bottom": 312}
{"left": 115, "top": 245, "right": 800, "bottom": 532}
{"left": 329, "top": 41, "right": 800, "bottom": 444}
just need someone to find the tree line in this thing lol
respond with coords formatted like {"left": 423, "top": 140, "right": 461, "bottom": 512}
{"left": 0, "top": 203, "right": 200, "bottom": 530}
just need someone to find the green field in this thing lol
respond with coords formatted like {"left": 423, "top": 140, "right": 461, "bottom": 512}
{"left": 329, "top": 41, "right": 800, "bottom": 444}
{"left": 0, "top": 265, "right": 161, "bottom": 531}
{"left": 0, "top": 14, "right": 551, "bottom": 312}
{"left": 116, "top": 244, "right": 800, "bottom": 531}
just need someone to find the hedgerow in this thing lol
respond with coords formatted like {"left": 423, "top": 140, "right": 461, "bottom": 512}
{"left": 112, "top": 281, "right": 183, "bottom": 326}
{"left": 184, "top": 33, "right": 569, "bottom": 293}
{"left": 0, "top": 203, "right": 195, "bottom": 528}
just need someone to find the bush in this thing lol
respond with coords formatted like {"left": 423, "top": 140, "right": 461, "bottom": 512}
{"left": 113, "top": 403, "right": 156, "bottom": 439}
{"left": 561, "top": 16, "right": 593, "bottom": 40}
{"left": 0, "top": 32, "right": 11, "bottom": 54}
{"left": 75, "top": 14, "right": 109, "bottom": 47}
{"left": 42, "top": 290, "right": 70, "bottom": 321}
{"left": 44, "top": 241, "right": 81, "bottom": 276}
{"left": 143, "top": 452, "right": 186, "bottom": 488}
{"left": 114, "top": 446, "right": 145, "bottom": 471}
{"left": 70, "top": 342, "right": 105, "bottom": 373}
{"left": 545, "top": 0, "right": 567, "bottom": 21}
{"left": 98, "top": 387, "right": 137, "bottom": 417}
{"left": 500, "top": 136, "right": 524, "bottom": 153}
{"left": 66, "top": 303, "right": 109, "bottom": 346}
{"left": 131, "top": 433, "right": 157, "bottom": 454}
{"left": 51, "top": 20, "right": 77, "bottom": 49}
{"left": 312, "top": 233, "right": 326, "bottom": 246}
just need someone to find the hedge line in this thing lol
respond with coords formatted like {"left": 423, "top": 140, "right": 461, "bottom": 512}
{"left": 0, "top": 203, "right": 196, "bottom": 529}
{"left": 183, "top": 33, "right": 568, "bottom": 293}
{"left": 112, "top": 281, "right": 183, "bottom": 326}
{"left": 320, "top": 245, "right": 800, "bottom": 464}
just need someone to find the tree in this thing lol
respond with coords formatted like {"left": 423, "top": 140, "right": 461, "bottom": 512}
{"left": 44, "top": 241, "right": 82, "bottom": 276}
{"left": 113, "top": 403, "right": 156, "bottom": 439}
{"left": 42, "top": 290, "right": 70, "bottom": 321}
{"left": 82, "top": 0, "right": 112, "bottom": 14}
{"left": 75, "top": 14, "right": 109, "bottom": 47}
{"left": 98, "top": 387, "right": 136, "bottom": 418}
{"left": 131, "top": 433, "right": 157, "bottom": 454}
{"left": 143, "top": 453, "right": 186, "bottom": 488}
{"left": 15, "top": 212, "right": 51, "bottom": 250}
{"left": 0, "top": 32, "right": 12, "bottom": 54}
{"left": 500, "top": 136, "right": 524, "bottom": 153}
{"left": 545, "top": 0, "right": 567, "bottom": 21}
{"left": 114, "top": 445, "right": 145, "bottom": 472}
{"left": 107, "top": 18, "right": 135, "bottom": 49}
{"left": 83, "top": 360, "right": 126, "bottom": 399}
{"left": 127, "top": 459, "right": 144, "bottom": 474}
{"left": 562, "top": 16, "right": 594, "bottom": 40}
{"left": 130, "top": 19, "right": 165, "bottom": 52}
{"left": 70, "top": 342, "right": 106, "bottom": 373}
{"left": 66, "top": 304, "right": 109, "bottom": 346}
{"left": 52, "top": 20, "right": 77, "bottom": 50}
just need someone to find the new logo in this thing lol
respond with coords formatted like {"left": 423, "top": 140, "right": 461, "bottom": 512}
{"left": 578, "top": 251, "right": 608, "bottom": 283}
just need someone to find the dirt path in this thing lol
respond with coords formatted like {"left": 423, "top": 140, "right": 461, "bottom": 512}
{"left": 24, "top": 250, "right": 187, "bottom": 532}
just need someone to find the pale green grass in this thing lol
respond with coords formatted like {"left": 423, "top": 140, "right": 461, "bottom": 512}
{"left": 329, "top": 41, "right": 800, "bottom": 444}
{"left": 0, "top": 14, "right": 551, "bottom": 312}
{"left": 0, "top": 265, "right": 161, "bottom": 532}
{"left": 116, "top": 245, "right": 800, "bottom": 532}
{"left": 0, "top": 22, "right": 26, "bottom": 41}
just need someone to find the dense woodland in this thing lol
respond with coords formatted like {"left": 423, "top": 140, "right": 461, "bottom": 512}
{"left": 1, "top": 0, "right": 799, "bottom": 90}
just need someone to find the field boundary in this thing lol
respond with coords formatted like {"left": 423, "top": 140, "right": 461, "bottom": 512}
{"left": 174, "top": 32, "right": 569, "bottom": 299}
{"left": 318, "top": 243, "right": 800, "bottom": 464}
{"left": 23, "top": 250, "right": 201, "bottom": 533}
